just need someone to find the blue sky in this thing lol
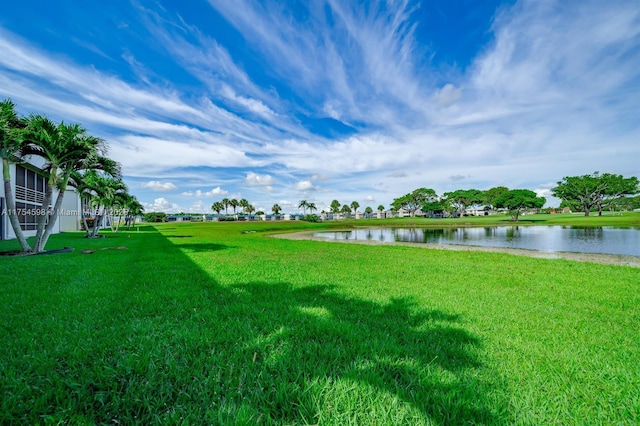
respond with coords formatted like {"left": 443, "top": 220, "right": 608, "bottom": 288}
{"left": 1, "top": 0, "right": 639, "bottom": 213}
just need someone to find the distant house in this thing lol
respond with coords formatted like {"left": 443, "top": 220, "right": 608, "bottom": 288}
{"left": 0, "top": 157, "right": 81, "bottom": 241}
{"left": 464, "top": 207, "right": 493, "bottom": 216}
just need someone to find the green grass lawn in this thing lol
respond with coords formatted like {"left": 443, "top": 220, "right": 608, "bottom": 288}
{"left": 1, "top": 215, "right": 639, "bottom": 424}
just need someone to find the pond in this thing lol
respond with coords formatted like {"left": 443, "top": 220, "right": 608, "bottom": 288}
{"left": 314, "top": 226, "right": 640, "bottom": 257}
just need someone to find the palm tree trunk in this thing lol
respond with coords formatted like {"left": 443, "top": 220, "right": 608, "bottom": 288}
{"left": 109, "top": 210, "right": 120, "bottom": 232}
{"left": 2, "top": 159, "right": 31, "bottom": 252}
{"left": 92, "top": 214, "right": 102, "bottom": 237}
{"left": 32, "top": 181, "right": 53, "bottom": 252}
{"left": 114, "top": 214, "right": 123, "bottom": 232}
{"left": 82, "top": 213, "right": 91, "bottom": 236}
{"left": 92, "top": 206, "right": 104, "bottom": 237}
{"left": 38, "top": 174, "right": 70, "bottom": 251}
{"left": 38, "top": 184, "right": 68, "bottom": 252}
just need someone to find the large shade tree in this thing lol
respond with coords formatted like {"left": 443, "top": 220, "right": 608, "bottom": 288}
{"left": 594, "top": 173, "right": 639, "bottom": 215}
{"left": 494, "top": 189, "right": 545, "bottom": 221}
{"left": 392, "top": 187, "right": 437, "bottom": 216}
{"left": 483, "top": 186, "right": 509, "bottom": 209}
{"left": 552, "top": 172, "right": 639, "bottom": 216}
{"left": 443, "top": 189, "right": 484, "bottom": 216}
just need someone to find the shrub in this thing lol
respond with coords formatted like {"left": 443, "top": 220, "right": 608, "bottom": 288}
{"left": 303, "top": 214, "right": 319, "bottom": 222}
{"left": 80, "top": 218, "right": 95, "bottom": 230}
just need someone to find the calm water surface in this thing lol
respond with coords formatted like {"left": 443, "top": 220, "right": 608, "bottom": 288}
{"left": 314, "top": 226, "right": 640, "bottom": 257}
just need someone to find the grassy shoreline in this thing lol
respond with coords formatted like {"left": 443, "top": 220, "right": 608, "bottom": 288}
{"left": 1, "top": 214, "right": 639, "bottom": 424}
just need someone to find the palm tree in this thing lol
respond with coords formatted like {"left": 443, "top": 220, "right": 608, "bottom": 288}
{"left": 350, "top": 201, "right": 360, "bottom": 218}
{"left": 298, "top": 199, "right": 308, "bottom": 215}
{"left": 377, "top": 205, "right": 385, "bottom": 212}
{"left": 87, "top": 176, "right": 127, "bottom": 238}
{"left": 69, "top": 169, "right": 99, "bottom": 236}
{"left": 239, "top": 198, "right": 249, "bottom": 215}
{"left": 307, "top": 202, "right": 317, "bottom": 215}
{"left": 0, "top": 99, "right": 30, "bottom": 251}
{"left": 69, "top": 157, "right": 121, "bottom": 237}
{"left": 124, "top": 195, "right": 144, "bottom": 229}
{"left": 23, "top": 116, "right": 109, "bottom": 251}
{"left": 108, "top": 190, "right": 132, "bottom": 232}
{"left": 211, "top": 201, "right": 224, "bottom": 216}
{"left": 341, "top": 204, "right": 351, "bottom": 217}
{"left": 365, "top": 206, "right": 373, "bottom": 218}
{"left": 230, "top": 198, "right": 239, "bottom": 217}
{"left": 272, "top": 203, "right": 281, "bottom": 217}
{"left": 222, "top": 198, "right": 230, "bottom": 216}
{"left": 245, "top": 204, "right": 255, "bottom": 218}
{"left": 330, "top": 199, "right": 341, "bottom": 214}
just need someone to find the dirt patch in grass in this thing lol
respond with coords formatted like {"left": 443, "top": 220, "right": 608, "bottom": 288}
{"left": 272, "top": 230, "right": 640, "bottom": 268}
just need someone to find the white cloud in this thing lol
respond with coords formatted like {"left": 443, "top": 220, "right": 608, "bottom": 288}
{"left": 188, "top": 200, "right": 206, "bottom": 213}
{"left": 435, "top": 84, "right": 461, "bottom": 108}
{"left": 245, "top": 172, "right": 274, "bottom": 186}
{"left": 181, "top": 186, "right": 229, "bottom": 197}
{"left": 141, "top": 180, "right": 178, "bottom": 191}
{"left": 295, "top": 180, "right": 316, "bottom": 191}
{"left": 143, "top": 197, "right": 179, "bottom": 213}
{"left": 534, "top": 182, "right": 559, "bottom": 204}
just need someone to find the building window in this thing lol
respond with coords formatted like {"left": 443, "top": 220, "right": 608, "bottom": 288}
{"left": 14, "top": 165, "right": 48, "bottom": 231}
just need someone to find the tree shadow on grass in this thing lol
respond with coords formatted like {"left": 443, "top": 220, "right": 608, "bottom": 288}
{"left": 1, "top": 226, "right": 508, "bottom": 424}
{"left": 215, "top": 282, "right": 502, "bottom": 424}
{"left": 172, "top": 242, "right": 233, "bottom": 253}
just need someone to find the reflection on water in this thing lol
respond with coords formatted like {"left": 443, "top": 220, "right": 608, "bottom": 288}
{"left": 314, "top": 226, "right": 640, "bottom": 257}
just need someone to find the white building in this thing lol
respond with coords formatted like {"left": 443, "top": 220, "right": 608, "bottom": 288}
{"left": 0, "top": 158, "right": 81, "bottom": 241}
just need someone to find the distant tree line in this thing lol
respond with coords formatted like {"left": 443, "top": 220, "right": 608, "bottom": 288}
{"left": 385, "top": 186, "right": 545, "bottom": 221}
{"left": 315, "top": 174, "right": 638, "bottom": 222}
{"left": 210, "top": 198, "right": 256, "bottom": 220}
{"left": 208, "top": 175, "right": 638, "bottom": 223}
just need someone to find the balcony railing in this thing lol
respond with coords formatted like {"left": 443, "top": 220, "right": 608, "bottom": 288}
{"left": 15, "top": 185, "right": 46, "bottom": 204}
